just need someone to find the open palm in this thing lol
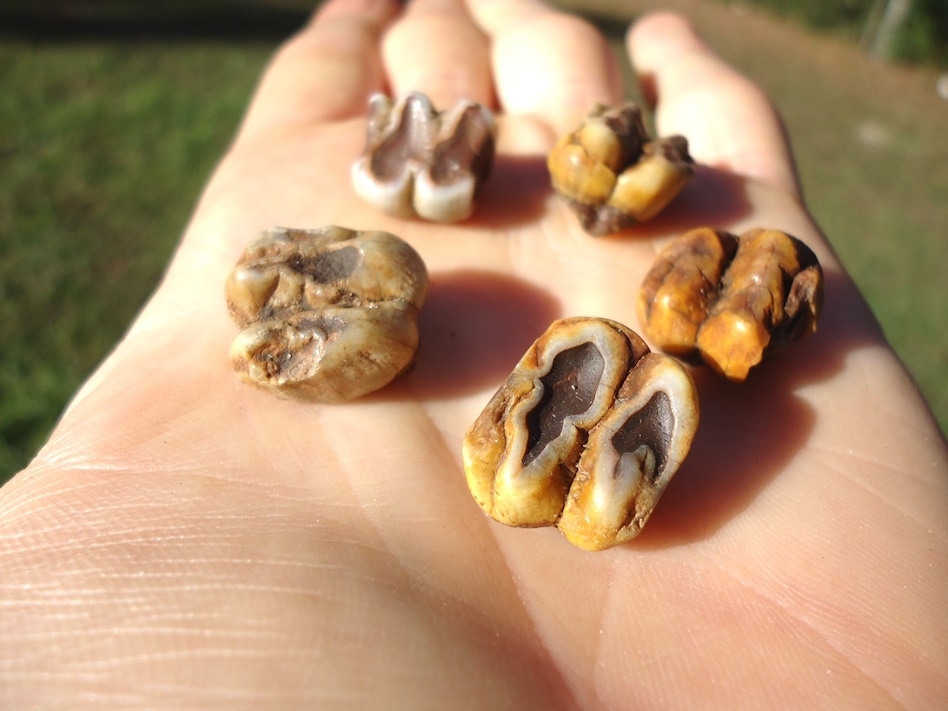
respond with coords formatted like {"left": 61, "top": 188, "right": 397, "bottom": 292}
{"left": 2, "top": 0, "right": 945, "bottom": 707}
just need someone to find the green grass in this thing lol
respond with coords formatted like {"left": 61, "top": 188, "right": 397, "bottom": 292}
{"left": 730, "top": 0, "right": 948, "bottom": 66}
{"left": 1, "top": 1, "right": 946, "bottom": 484}
{"left": 0, "top": 39, "right": 277, "bottom": 477}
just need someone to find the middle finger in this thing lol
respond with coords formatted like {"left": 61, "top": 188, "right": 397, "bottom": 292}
{"left": 468, "top": 0, "right": 622, "bottom": 136}
{"left": 382, "top": 0, "right": 495, "bottom": 108}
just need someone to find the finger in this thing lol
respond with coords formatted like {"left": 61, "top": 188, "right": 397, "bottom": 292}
{"left": 236, "top": 0, "right": 398, "bottom": 142}
{"left": 628, "top": 12, "right": 801, "bottom": 197}
{"left": 467, "top": 0, "right": 622, "bottom": 136}
{"left": 382, "top": 0, "right": 494, "bottom": 108}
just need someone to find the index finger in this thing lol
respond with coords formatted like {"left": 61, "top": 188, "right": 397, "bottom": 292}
{"left": 628, "top": 12, "right": 801, "bottom": 198}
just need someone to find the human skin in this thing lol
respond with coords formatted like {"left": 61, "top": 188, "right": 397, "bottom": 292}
{"left": 1, "top": 0, "right": 946, "bottom": 707}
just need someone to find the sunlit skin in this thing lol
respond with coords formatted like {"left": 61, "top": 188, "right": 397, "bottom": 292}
{"left": 1, "top": 0, "right": 946, "bottom": 707}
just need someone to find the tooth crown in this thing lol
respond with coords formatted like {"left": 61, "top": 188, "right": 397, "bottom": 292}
{"left": 638, "top": 227, "right": 824, "bottom": 381}
{"left": 462, "top": 317, "right": 699, "bottom": 551}
{"left": 351, "top": 92, "right": 496, "bottom": 223}
{"left": 548, "top": 103, "right": 695, "bottom": 236}
{"left": 225, "top": 226, "right": 428, "bottom": 401}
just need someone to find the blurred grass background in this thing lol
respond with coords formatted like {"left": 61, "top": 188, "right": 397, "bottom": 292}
{"left": 1, "top": 0, "right": 946, "bottom": 483}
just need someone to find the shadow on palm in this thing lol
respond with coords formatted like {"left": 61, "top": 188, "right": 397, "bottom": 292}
{"left": 623, "top": 267, "right": 877, "bottom": 549}
{"left": 363, "top": 138, "right": 875, "bottom": 552}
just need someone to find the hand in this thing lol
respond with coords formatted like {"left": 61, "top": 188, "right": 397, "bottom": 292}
{"left": 2, "top": 0, "right": 945, "bottom": 706}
